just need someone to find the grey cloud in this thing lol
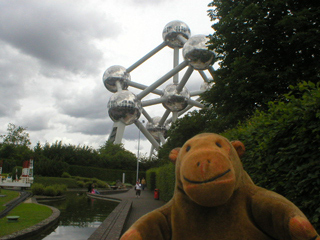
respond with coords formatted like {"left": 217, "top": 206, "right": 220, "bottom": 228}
{"left": 0, "top": 0, "right": 120, "bottom": 75}
{"left": 0, "top": 43, "right": 38, "bottom": 116}
{"left": 19, "top": 110, "right": 53, "bottom": 131}
{"left": 67, "top": 118, "right": 112, "bottom": 136}
{"left": 53, "top": 84, "right": 112, "bottom": 120}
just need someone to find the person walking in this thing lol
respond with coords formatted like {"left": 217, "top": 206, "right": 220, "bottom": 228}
{"left": 141, "top": 178, "right": 147, "bottom": 190}
{"left": 135, "top": 181, "right": 142, "bottom": 197}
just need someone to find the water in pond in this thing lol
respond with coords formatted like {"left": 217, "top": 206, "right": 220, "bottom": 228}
{"left": 30, "top": 192, "right": 119, "bottom": 240}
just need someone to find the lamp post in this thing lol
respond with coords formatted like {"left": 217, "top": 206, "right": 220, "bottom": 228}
{"left": 136, "top": 120, "right": 145, "bottom": 182}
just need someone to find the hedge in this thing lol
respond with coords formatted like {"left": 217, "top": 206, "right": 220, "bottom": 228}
{"left": 68, "top": 165, "right": 145, "bottom": 184}
{"left": 223, "top": 81, "right": 320, "bottom": 229}
{"left": 146, "top": 163, "right": 175, "bottom": 202}
{"left": 146, "top": 168, "right": 157, "bottom": 191}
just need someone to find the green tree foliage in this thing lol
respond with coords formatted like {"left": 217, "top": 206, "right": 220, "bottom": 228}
{"left": 0, "top": 123, "right": 31, "bottom": 146}
{"left": 98, "top": 141, "right": 137, "bottom": 170}
{"left": 203, "top": 0, "right": 320, "bottom": 130}
{"left": 0, "top": 124, "right": 159, "bottom": 175}
{"left": 39, "top": 141, "right": 99, "bottom": 167}
{"left": 0, "top": 123, "right": 32, "bottom": 169}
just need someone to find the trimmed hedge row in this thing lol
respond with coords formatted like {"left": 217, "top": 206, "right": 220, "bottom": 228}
{"left": 146, "top": 163, "right": 175, "bottom": 202}
{"left": 68, "top": 165, "right": 145, "bottom": 184}
{"left": 222, "top": 82, "right": 320, "bottom": 228}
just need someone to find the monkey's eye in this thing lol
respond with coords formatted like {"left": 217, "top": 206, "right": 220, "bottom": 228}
{"left": 186, "top": 146, "right": 191, "bottom": 152}
{"left": 216, "top": 142, "right": 222, "bottom": 148}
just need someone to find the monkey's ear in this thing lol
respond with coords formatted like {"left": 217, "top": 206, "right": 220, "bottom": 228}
{"left": 169, "top": 148, "right": 181, "bottom": 164}
{"left": 231, "top": 141, "right": 245, "bottom": 158}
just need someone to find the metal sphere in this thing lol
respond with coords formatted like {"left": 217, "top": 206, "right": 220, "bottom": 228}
{"left": 103, "top": 65, "right": 130, "bottom": 93}
{"left": 146, "top": 116, "right": 168, "bottom": 141}
{"left": 162, "top": 20, "right": 191, "bottom": 49}
{"left": 162, "top": 84, "right": 190, "bottom": 112}
{"left": 183, "top": 34, "right": 216, "bottom": 70}
{"left": 107, "top": 90, "right": 142, "bottom": 125}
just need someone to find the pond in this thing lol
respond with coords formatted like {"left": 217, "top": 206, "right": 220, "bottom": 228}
{"left": 29, "top": 192, "right": 119, "bottom": 240}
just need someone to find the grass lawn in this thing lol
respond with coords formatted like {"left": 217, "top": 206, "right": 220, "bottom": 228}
{"left": 0, "top": 203, "right": 52, "bottom": 237}
{"left": 0, "top": 189, "right": 20, "bottom": 212}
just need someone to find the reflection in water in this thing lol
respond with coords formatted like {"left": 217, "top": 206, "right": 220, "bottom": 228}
{"left": 30, "top": 192, "right": 118, "bottom": 240}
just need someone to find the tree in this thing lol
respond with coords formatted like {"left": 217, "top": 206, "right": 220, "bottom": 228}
{"left": 98, "top": 141, "right": 137, "bottom": 170}
{"left": 203, "top": 0, "right": 320, "bottom": 130}
{"left": 0, "top": 123, "right": 31, "bottom": 146}
{"left": 0, "top": 123, "right": 32, "bottom": 165}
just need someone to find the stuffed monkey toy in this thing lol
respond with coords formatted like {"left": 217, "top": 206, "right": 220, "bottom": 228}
{"left": 121, "top": 133, "right": 319, "bottom": 240}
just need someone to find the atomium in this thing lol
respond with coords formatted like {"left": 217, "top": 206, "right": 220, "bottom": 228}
{"left": 103, "top": 21, "right": 216, "bottom": 157}
{"left": 162, "top": 84, "right": 190, "bottom": 112}
{"left": 103, "top": 65, "right": 130, "bottom": 92}
{"left": 183, "top": 34, "right": 216, "bottom": 70}
{"left": 146, "top": 117, "right": 168, "bottom": 142}
{"left": 107, "top": 90, "right": 142, "bottom": 125}
{"left": 162, "top": 20, "right": 191, "bottom": 48}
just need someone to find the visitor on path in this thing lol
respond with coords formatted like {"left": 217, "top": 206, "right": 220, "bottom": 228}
{"left": 141, "top": 178, "right": 147, "bottom": 190}
{"left": 135, "top": 181, "right": 142, "bottom": 197}
{"left": 91, "top": 184, "right": 100, "bottom": 194}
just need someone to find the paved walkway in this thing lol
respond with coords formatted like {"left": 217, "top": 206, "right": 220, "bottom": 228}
{"left": 107, "top": 188, "right": 166, "bottom": 232}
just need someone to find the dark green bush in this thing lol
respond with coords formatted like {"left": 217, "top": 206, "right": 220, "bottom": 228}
{"left": 156, "top": 163, "right": 175, "bottom": 202}
{"left": 223, "top": 81, "right": 320, "bottom": 229}
{"left": 69, "top": 165, "right": 141, "bottom": 184}
{"left": 77, "top": 181, "right": 85, "bottom": 188}
{"left": 146, "top": 168, "right": 157, "bottom": 191}
{"left": 31, "top": 183, "right": 45, "bottom": 195}
{"left": 44, "top": 186, "right": 57, "bottom": 196}
{"left": 53, "top": 184, "right": 67, "bottom": 196}
{"left": 61, "top": 172, "right": 71, "bottom": 178}
{"left": 35, "top": 176, "right": 79, "bottom": 188}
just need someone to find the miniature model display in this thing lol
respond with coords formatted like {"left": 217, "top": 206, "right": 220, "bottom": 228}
{"left": 121, "top": 133, "right": 319, "bottom": 240}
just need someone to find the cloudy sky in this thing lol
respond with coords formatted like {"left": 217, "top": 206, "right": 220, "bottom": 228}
{"left": 0, "top": 0, "right": 215, "bottom": 156}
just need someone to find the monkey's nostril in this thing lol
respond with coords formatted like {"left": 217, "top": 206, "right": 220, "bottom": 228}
{"left": 197, "top": 162, "right": 200, "bottom": 167}
{"left": 207, "top": 160, "right": 211, "bottom": 164}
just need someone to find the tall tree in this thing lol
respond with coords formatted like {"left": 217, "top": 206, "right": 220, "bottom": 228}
{"left": 0, "top": 123, "right": 31, "bottom": 146}
{"left": 203, "top": 0, "right": 320, "bottom": 130}
{"left": 0, "top": 123, "right": 32, "bottom": 166}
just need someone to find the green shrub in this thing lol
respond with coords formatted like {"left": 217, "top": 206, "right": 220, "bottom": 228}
{"left": 77, "top": 181, "right": 85, "bottom": 188}
{"left": 69, "top": 165, "right": 141, "bottom": 184}
{"left": 61, "top": 172, "right": 71, "bottom": 178}
{"left": 146, "top": 169, "right": 157, "bottom": 191}
{"left": 156, "top": 163, "right": 175, "bottom": 202}
{"left": 52, "top": 184, "right": 67, "bottom": 196}
{"left": 43, "top": 186, "right": 57, "bottom": 196}
{"left": 31, "top": 183, "right": 45, "bottom": 196}
{"left": 223, "top": 81, "right": 320, "bottom": 229}
{"left": 35, "top": 176, "right": 79, "bottom": 188}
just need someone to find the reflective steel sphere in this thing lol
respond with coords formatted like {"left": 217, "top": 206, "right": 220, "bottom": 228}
{"left": 103, "top": 65, "right": 130, "bottom": 93}
{"left": 162, "top": 20, "right": 191, "bottom": 48}
{"left": 146, "top": 116, "right": 168, "bottom": 141}
{"left": 162, "top": 84, "right": 190, "bottom": 112}
{"left": 183, "top": 34, "right": 216, "bottom": 70}
{"left": 107, "top": 90, "right": 142, "bottom": 125}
